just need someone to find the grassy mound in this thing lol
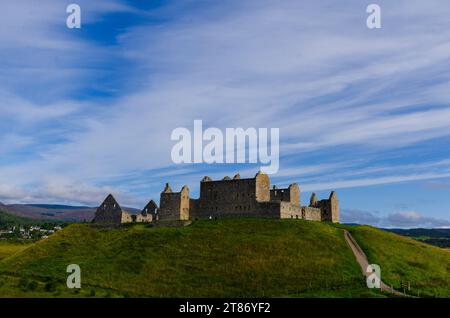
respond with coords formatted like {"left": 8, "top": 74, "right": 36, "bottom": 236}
{"left": 341, "top": 225, "right": 450, "bottom": 297}
{"left": 0, "top": 242, "right": 31, "bottom": 261}
{"left": 0, "top": 218, "right": 377, "bottom": 298}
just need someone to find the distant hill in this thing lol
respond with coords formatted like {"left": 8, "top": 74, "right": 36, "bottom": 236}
{"left": 384, "top": 228, "right": 450, "bottom": 248}
{"left": 384, "top": 228, "right": 450, "bottom": 238}
{"left": 0, "top": 218, "right": 448, "bottom": 298}
{"left": 0, "top": 209, "right": 43, "bottom": 227}
{"left": 25, "top": 204, "right": 92, "bottom": 210}
{"left": 1, "top": 204, "right": 140, "bottom": 222}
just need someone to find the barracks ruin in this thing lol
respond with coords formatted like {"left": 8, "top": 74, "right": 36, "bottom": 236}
{"left": 93, "top": 171, "right": 339, "bottom": 224}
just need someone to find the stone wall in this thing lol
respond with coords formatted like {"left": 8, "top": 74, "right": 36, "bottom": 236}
{"left": 135, "top": 214, "right": 152, "bottom": 223}
{"left": 279, "top": 202, "right": 303, "bottom": 219}
{"left": 309, "top": 191, "right": 339, "bottom": 223}
{"left": 303, "top": 206, "right": 322, "bottom": 221}
{"left": 278, "top": 203, "right": 321, "bottom": 221}
{"left": 255, "top": 201, "right": 284, "bottom": 218}
{"left": 121, "top": 211, "right": 133, "bottom": 223}
{"left": 270, "top": 187, "right": 290, "bottom": 202}
{"left": 270, "top": 184, "right": 300, "bottom": 205}
{"left": 190, "top": 176, "right": 260, "bottom": 218}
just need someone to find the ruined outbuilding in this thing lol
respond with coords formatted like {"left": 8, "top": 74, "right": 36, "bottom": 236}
{"left": 93, "top": 194, "right": 153, "bottom": 224}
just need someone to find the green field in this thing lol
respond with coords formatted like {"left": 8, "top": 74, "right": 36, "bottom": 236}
{"left": 0, "top": 218, "right": 448, "bottom": 298}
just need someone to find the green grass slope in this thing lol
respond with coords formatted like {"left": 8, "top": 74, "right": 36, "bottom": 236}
{"left": 341, "top": 225, "right": 450, "bottom": 297}
{"left": 0, "top": 218, "right": 378, "bottom": 298}
{"left": 0, "top": 242, "right": 31, "bottom": 261}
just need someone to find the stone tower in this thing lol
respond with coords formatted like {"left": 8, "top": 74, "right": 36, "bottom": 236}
{"left": 255, "top": 171, "right": 270, "bottom": 202}
{"left": 158, "top": 184, "right": 190, "bottom": 221}
{"left": 308, "top": 191, "right": 339, "bottom": 223}
{"left": 288, "top": 183, "right": 300, "bottom": 205}
{"left": 310, "top": 192, "right": 317, "bottom": 206}
{"left": 179, "top": 185, "right": 190, "bottom": 220}
{"left": 329, "top": 191, "right": 339, "bottom": 223}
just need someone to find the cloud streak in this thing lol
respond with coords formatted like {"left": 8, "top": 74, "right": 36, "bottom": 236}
{"left": 0, "top": 0, "right": 449, "bottom": 226}
{"left": 342, "top": 209, "right": 450, "bottom": 229}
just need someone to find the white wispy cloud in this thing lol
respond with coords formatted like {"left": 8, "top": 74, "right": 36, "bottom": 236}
{"left": 0, "top": 0, "right": 450, "bottom": 220}
{"left": 342, "top": 209, "right": 450, "bottom": 228}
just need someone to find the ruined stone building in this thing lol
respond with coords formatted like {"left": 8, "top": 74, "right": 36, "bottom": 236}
{"left": 93, "top": 171, "right": 339, "bottom": 225}
{"left": 158, "top": 171, "right": 339, "bottom": 222}
{"left": 94, "top": 194, "right": 154, "bottom": 224}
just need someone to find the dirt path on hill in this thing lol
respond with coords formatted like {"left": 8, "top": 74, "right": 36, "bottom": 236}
{"left": 343, "top": 230, "right": 406, "bottom": 297}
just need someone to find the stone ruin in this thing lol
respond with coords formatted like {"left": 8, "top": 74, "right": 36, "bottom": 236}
{"left": 94, "top": 171, "right": 339, "bottom": 224}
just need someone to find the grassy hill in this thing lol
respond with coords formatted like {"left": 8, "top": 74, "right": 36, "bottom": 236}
{"left": 0, "top": 208, "right": 64, "bottom": 231}
{"left": 340, "top": 225, "right": 450, "bottom": 297}
{"left": 384, "top": 228, "right": 450, "bottom": 239}
{"left": 0, "top": 242, "right": 31, "bottom": 261}
{"left": 0, "top": 218, "right": 448, "bottom": 298}
{"left": 0, "top": 209, "right": 39, "bottom": 228}
{"left": 383, "top": 228, "right": 450, "bottom": 248}
{"left": 2, "top": 203, "right": 139, "bottom": 222}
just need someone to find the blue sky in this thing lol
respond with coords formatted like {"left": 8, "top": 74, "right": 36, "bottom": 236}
{"left": 1, "top": 0, "right": 450, "bottom": 228}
